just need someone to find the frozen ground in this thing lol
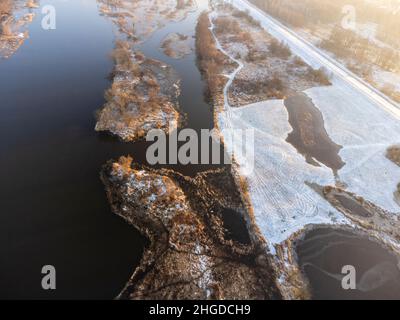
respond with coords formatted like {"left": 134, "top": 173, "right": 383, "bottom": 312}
{"left": 214, "top": 0, "right": 400, "bottom": 247}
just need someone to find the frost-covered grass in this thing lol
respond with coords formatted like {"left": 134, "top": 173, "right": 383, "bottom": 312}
{"left": 211, "top": 5, "right": 330, "bottom": 106}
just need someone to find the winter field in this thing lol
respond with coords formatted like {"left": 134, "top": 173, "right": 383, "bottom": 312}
{"left": 216, "top": 0, "right": 400, "bottom": 247}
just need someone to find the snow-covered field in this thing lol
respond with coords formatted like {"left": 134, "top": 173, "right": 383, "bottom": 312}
{"left": 219, "top": 101, "right": 349, "bottom": 245}
{"left": 215, "top": 0, "right": 400, "bottom": 247}
{"left": 306, "top": 84, "right": 400, "bottom": 213}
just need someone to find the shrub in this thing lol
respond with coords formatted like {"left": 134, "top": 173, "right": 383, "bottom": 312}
{"left": 111, "top": 41, "right": 133, "bottom": 69}
{"left": 233, "top": 74, "right": 286, "bottom": 99}
{"left": 267, "top": 74, "right": 284, "bottom": 92}
{"left": 387, "top": 145, "right": 400, "bottom": 166}
{"left": 196, "top": 13, "right": 229, "bottom": 69}
{"left": 307, "top": 67, "right": 331, "bottom": 85}
{"left": 232, "top": 9, "right": 261, "bottom": 28}
{"left": 268, "top": 39, "right": 291, "bottom": 59}
{"left": 246, "top": 50, "right": 268, "bottom": 62}
{"left": 292, "top": 56, "right": 306, "bottom": 67}
{"left": 215, "top": 17, "right": 241, "bottom": 35}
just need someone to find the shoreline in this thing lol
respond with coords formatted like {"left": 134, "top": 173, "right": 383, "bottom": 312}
{"left": 101, "top": 157, "right": 281, "bottom": 299}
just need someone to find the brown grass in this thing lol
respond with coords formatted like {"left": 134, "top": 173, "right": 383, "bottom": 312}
{"left": 232, "top": 8, "right": 261, "bottom": 28}
{"left": 387, "top": 145, "right": 400, "bottom": 167}
{"left": 306, "top": 67, "right": 331, "bottom": 86}
{"left": 0, "top": 0, "right": 13, "bottom": 37}
{"left": 111, "top": 40, "right": 141, "bottom": 75}
{"left": 246, "top": 50, "right": 268, "bottom": 62}
{"left": 292, "top": 56, "right": 306, "bottom": 67}
{"left": 196, "top": 12, "right": 235, "bottom": 106}
{"left": 0, "top": 0, "right": 12, "bottom": 16}
{"left": 215, "top": 17, "right": 241, "bottom": 35}
{"left": 232, "top": 74, "right": 286, "bottom": 100}
{"left": 268, "top": 39, "right": 291, "bottom": 59}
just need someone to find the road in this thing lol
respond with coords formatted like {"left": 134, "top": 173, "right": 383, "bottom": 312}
{"left": 226, "top": 0, "right": 400, "bottom": 120}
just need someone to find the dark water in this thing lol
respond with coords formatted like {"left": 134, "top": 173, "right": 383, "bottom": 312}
{"left": 221, "top": 208, "right": 251, "bottom": 245}
{"left": 0, "top": 0, "right": 222, "bottom": 299}
{"left": 297, "top": 228, "right": 400, "bottom": 300}
{"left": 0, "top": 0, "right": 149, "bottom": 299}
{"left": 137, "top": 0, "right": 213, "bottom": 132}
{"left": 284, "top": 93, "right": 345, "bottom": 174}
{"left": 133, "top": 0, "right": 228, "bottom": 177}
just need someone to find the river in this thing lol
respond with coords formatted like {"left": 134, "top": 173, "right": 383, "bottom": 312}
{"left": 0, "top": 0, "right": 147, "bottom": 299}
{"left": 0, "top": 0, "right": 220, "bottom": 299}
